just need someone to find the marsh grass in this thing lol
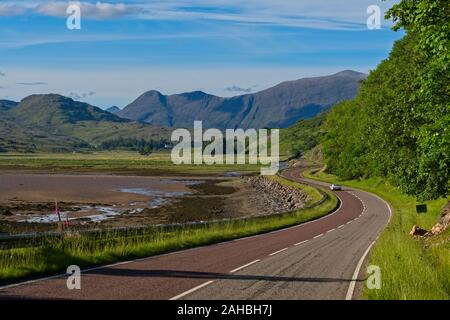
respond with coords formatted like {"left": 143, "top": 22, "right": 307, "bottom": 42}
{"left": 0, "top": 177, "right": 338, "bottom": 283}
{"left": 0, "top": 151, "right": 261, "bottom": 175}
{"left": 304, "top": 169, "right": 450, "bottom": 300}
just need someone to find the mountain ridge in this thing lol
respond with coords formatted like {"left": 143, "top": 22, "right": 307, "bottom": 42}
{"left": 118, "top": 70, "right": 367, "bottom": 129}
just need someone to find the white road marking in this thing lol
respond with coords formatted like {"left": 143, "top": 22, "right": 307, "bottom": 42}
{"left": 345, "top": 190, "right": 392, "bottom": 300}
{"left": 327, "top": 228, "right": 335, "bottom": 233}
{"left": 294, "top": 240, "right": 308, "bottom": 246}
{"left": 345, "top": 240, "right": 376, "bottom": 300}
{"left": 313, "top": 234, "right": 323, "bottom": 239}
{"left": 169, "top": 280, "right": 215, "bottom": 300}
{"left": 338, "top": 225, "right": 344, "bottom": 229}
{"left": 1, "top": 173, "right": 380, "bottom": 300}
{"left": 269, "top": 248, "right": 289, "bottom": 256}
{"left": 230, "top": 260, "right": 260, "bottom": 273}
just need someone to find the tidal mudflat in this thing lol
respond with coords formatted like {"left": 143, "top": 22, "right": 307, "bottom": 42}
{"left": 0, "top": 171, "right": 311, "bottom": 234}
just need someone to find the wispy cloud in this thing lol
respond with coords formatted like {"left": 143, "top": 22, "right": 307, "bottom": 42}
{"left": 0, "top": 0, "right": 398, "bottom": 30}
{"left": 69, "top": 91, "right": 96, "bottom": 100}
{"left": 0, "top": 4, "right": 26, "bottom": 16}
{"left": 36, "top": 1, "right": 147, "bottom": 19}
{"left": 225, "top": 85, "right": 254, "bottom": 93}
{"left": 17, "top": 82, "right": 47, "bottom": 86}
{"left": 0, "top": 71, "right": 6, "bottom": 77}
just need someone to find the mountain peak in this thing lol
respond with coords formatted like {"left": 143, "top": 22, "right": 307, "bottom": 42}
{"left": 178, "top": 91, "right": 211, "bottom": 100}
{"left": 21, "top": 93, "right": 69, "bottom": 103}
{"left": 12, "top": 93, "right": 127, "bottom": 126}
{"left": 142, "top": 90, "right": 163, "bottom": 97}
{"left": 332, "top": 70, "right": 367, "bottom": 78}
{"left": 106, "top": 106, "right": 121, "bottom": 113}
{"left": 119, "top": 71, "right": 365, "bottom": 129}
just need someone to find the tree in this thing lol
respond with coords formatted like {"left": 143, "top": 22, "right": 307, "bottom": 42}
{"left": 322, "top": 0, "right": 449, "bottom": 201}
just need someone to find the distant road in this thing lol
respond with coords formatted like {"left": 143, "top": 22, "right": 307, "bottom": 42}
{"left": 0, "top": 168, "right": 391, "bottom": 300}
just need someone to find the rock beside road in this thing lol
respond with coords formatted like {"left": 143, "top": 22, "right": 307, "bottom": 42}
{"left": 246, "top": 176, "right": 311, "bottom": 214}
{"left": 410, "top": 201, "right": 450, "bottom": 238}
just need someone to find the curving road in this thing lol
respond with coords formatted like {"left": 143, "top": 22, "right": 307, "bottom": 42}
{"left": 0, "top": 168, "right": 391, "bottom": 300}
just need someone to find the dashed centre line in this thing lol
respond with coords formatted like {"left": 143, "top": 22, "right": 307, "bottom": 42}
{"left": 269, "top": 248, "right": 289, "bottom": 256}
{"left": 230, "top": 260, "right": 260, "bottom": 273}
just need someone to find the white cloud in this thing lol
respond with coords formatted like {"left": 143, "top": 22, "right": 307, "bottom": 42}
{"left": 0, "top": 0, "right": 399, "bottom": 29}
{"left": 0, "top": 4, "right": 26, "bottom": 16}
{"left": 36, "top": 1, "right": 147, "bottom": 19}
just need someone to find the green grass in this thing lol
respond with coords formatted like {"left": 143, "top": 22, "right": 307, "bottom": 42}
{"left": 0, "top": 176, "right": 338, "bottom": 283}
{"left": 303, "top": 169, "right": 450, "bottom": 300}
{"left": 0, "top": 151, "right": 261, "bottom": 175}
{"left": 279, "top": 112, "right": 326, "bottom": 158}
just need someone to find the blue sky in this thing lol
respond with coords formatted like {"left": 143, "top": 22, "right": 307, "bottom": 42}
{"left": 0, "top": 0, "right": 403, "bottom": 108}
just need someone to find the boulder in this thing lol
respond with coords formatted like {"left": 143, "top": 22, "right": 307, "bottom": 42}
{"left": 409, "top": 225, "right": 428, "bottom": 237}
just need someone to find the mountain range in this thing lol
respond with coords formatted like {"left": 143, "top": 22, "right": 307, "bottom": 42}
{"left": 118, "top": 70, "right": 366, "bottom": 129}
{"left": 106, "top": 106, "right": 121, "bottom": 113}
{"left": 0, "top": 70, "right": 366, "bottom": 152}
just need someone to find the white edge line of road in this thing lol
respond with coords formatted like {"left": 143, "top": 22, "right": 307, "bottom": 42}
{"left": 345, "top": 189, "right": 393, "bottom": 300}
{"left": 0, "top": 174, "right": 347, "bottom": 292}
{"left": 169, "top": 280, "right": 215, "bottom": 300}
{"left": 345, "top": 240, "right": 376, "bottom": 300}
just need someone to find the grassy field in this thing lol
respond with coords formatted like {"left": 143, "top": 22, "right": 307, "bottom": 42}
{"left": 0, "top": 175, "right": 338, "bottom": 283}
{"left": 303, "top": 169, "right": 450, "bottom": 300}
{"left": 0, "top": 151, "right": 263, "bottom": 175}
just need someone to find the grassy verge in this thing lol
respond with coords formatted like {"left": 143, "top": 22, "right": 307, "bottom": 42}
{"left": 0, "top": 176, "right": 338, "bottom": 283}
{"left": 303, "top": 169, "right": 450, "bottom": 300}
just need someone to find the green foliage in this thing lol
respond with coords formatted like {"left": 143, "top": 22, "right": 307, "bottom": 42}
{"left": 100, "top": 137, "right": 167, "bottom": 153}
{"left": 280, "top": 112, "right": 327, "bottom": 157}
{"left": 322, "top": 0, "right": 449, "bottom": 201}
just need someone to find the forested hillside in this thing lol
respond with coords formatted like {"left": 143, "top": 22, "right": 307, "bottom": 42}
{"left": 321, "top": 0, "right": 449, "bottom": 201}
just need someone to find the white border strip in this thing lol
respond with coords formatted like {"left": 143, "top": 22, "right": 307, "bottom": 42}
{"left": 345, "top": 190, "right": 393, "bottom": 300}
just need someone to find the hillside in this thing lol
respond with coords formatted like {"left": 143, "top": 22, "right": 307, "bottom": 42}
{"left": 106, "top": 106, "right": 121, "bottom": 114}
{"left": 0, "top": 100, "right": 19, "bottom": 112}
{"left": 118, "top": 70, "right": 366, "bottom": 129}
{"left": 280, "top": 112, "right": 327, "bottom": 157}
{"left": 1, "top": 94, "right": 169, "bottom": 152}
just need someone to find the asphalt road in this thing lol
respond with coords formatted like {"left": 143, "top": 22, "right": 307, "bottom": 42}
{"left": 0, "top": 168, "right": 391, "bottom": 300}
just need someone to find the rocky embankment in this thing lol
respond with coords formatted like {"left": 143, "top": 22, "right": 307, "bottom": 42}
{"left": 246, "top": 176, "right": 311, "bottom": 214}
